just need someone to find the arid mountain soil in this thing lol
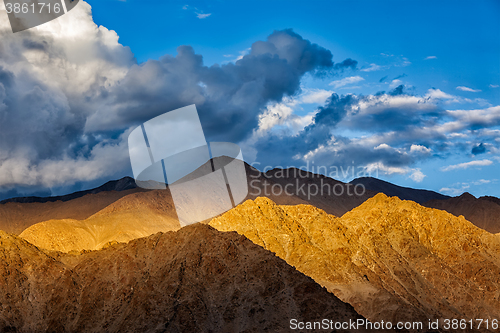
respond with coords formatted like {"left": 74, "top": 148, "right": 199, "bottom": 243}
{"left": 424, "top": 192, "right": 500, "bottom": 234}
{"left": 20, "top": 190, "right": 181, "bottom": 252}
{"left": 5, "top": 163, "right": 499, "bottom": 252}
{"left": 0, "top": 224, "right": 365, "bottom": 333}
{"left": 0, "top": 164, "right": 310, "bottom": 236}
{"left": 210, "top": 194, "right": 500, "bottom": 329}
{"left": 15, "top": 163, "right": 379, "bottom": 252}
{"left": 0, "top": 188, "right": 145, "bottom": 235}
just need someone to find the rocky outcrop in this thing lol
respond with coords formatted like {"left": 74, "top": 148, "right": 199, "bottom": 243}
{"left": 424, "top": 192, "right": 500, "bottom": 233}
{"left": 0, "top": 224, "right": 364, "bottom": 333}
{"left": 210, "top": 194, "right": 500, "bottom": 329}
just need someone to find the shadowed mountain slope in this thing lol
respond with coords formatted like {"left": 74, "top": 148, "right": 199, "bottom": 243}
{"left": 0, "top": 182, "right": 145, "bottom": 235}
{"left": 15, "top": 161, "right": 378, "bottom": 251}
{"left": 423, "top": 192, "right": 500, "bottom": 234}
{"left": 261, "top": 168, "right": 376, "bottom": 216}
{"left": 210, "top": 194, "right": 500, "bottom": 329}
{"left": 0, "top": 224, "right": 365, "bottom": 333}
{"left": 0, "top": 177, "right": 138, "bottom": 204}
{"left": 20, "top": 190, "right": 181, "bottom": 252}
{"left": 350, "top": 177, "right": 450, "bottom": 204}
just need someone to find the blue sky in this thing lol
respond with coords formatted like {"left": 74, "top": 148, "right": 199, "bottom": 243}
{"left": 88, "top": 0, "right": 500, "bottom": 196}
{"left": 0, "top": 0, "right": 499, "bottom": 199}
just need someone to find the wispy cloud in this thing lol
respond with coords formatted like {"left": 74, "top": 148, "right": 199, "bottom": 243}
{"left": 440, "top": 186, "right": 469, "bottom": 196}
{"left": 490, "top": 84, "right": 500, "bottom": 89}
{"left": 440, "top": 179, "right": 495, "bottom": 196}
{"left": 222, "top": 48, "right": 250, "bottom": 63}
{"left": 424, "top": 56, "right": 437, "bottom": 60}
{"left": 441, "top": 159, "right": 493, "bottom": 172}
{"left": 301, "top": 89, "right": 334, "bottom": 104}
{"left": 398, "top": 57, "right": 411, "bottom": 67}
{"left": 426, "top": 88, "right": 489, "bottom": 106}
{"left": 360, "top": 63, "right": 382, "bottom": 72}
{"left": 456, "top": 86, "right": 481, "bottom": 93}
{"left": 196, "top": 13, "right": 211, "bottom": 19}
{"left": 409, "top": 169, "right": 426, "bottom": 182}
{"left": 329, "top": 76, "right": 364, "bottom": 88}
{"left": 182, "top": 4, "right": 211, "bottom": 19}
{"left": 410, "top": 144, "right": 431, "bottom": 154}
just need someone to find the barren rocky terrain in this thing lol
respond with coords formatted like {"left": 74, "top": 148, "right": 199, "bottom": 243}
{"left": 210, "top": 194, "right": 500, "bottom": 329}
{"left": 424, "top": 192, "right": 500, "bottom": 234}
{"left": 1, "top": 224, "right": 365, "bottom": 332}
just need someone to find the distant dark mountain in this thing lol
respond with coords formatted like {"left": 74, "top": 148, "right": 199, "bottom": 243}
{"left": 424, "top": 192, "right": 500, "bottom": 234}
{"left": 4, "top": 162, "right": 498, "bottom": 238}
{"left": 0, "top": 178, "right": 145, "bottom": 235}
{"left": 261, "top": 168, "right": 377, "bottom": 217}
{"left": 0, "top": 177, "right": 138, "bottom": 204}
{"left": 350, "top": 177, "right": 450, "bottom": 204}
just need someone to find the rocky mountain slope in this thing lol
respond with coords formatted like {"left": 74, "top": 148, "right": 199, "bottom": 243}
{"left": 0, "top": 187, "right": 145, "bottom": 235}
{"left": 210, "top": 194, "right": 500, "bottom": 328}
{"left": 0, "top": 224, "right": 364, "bottom": 333}
{"left": 424, "top": 192, "right": 500, "bottom": 234}
{"left": 5, "top": 162, "right": 499, "bottom": 252}
{"left": 19, "top": 190, "right": 181, "bottom": 252}
{"left": 14, "top": 163, "right": 379, "bottom": 252}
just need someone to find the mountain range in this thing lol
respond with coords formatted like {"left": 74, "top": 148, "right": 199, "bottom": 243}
{"left": 0, "top": 224, "right": 364, "bottom": 332}
{"left": 2, "top": 163, "right": 499, "bottom": 238}
{"left": 0, "top": 163, "right": 499, "bottom": 331}
{"left": 210, "top": 194, "right": 500, "bottom": 326}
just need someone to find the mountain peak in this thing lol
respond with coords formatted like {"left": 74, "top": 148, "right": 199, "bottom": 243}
{"left": 210, "top": 195, "right": 500, "bottom": 323}
{"left": 0, "top": 224, "right": 364, "bottom": 331}
{"left": 459, "top": 192, "right": 476, "bottom": 199}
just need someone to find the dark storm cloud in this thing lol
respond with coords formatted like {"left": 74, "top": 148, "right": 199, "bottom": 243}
{"left": 472, "top": 143, "right": 487, "bottom": 155}
{"left": 332, "top": 58, "right": 358, "bottom": 72}
{"left": 255, "top": 93, "right": 359, "bottom": 166}
{"left": 251, "top": 29, "right": 335, "bottom": 74}
{"left": 88, "top": 29, "right": 354, "bottom": 143}
{"left": 0, "top": 66, "right": 14, "bottom": 87}
{"left": 253, "top": 88, "right": 447, "bottom": 172}
{"left": 313, "top": 93, "right": 357, "bottom": 127}
{"left": 0, "top": 14, "right": 358, "bottom": 195}
{"left": 389, "top": 84, "right": 405, "bottom": 96}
